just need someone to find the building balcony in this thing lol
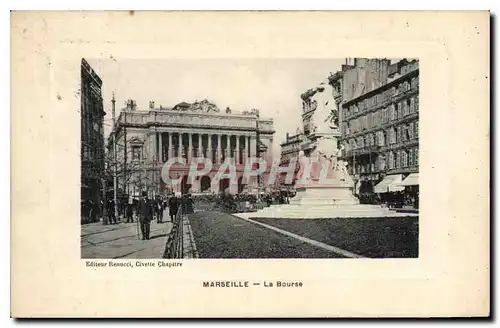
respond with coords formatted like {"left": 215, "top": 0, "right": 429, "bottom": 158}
{"left": 340, "top": 111, "right": 419, "bottom": 140}
{"left": 344, "top": 145, "right": 381, "bottom": 158}
{"left": 380, "top": 138, "right": 419, "bottom": 152}
{"left": 342, "top": 86, "right": 419, "bottom": 123}
{"left": 385, "top": 165, "right": 419, "bottom": 175}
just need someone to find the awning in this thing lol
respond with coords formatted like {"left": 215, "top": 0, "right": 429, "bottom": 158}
{"left": 396, "top": 173, "right": 419, "bottom": 187}
{"left": 374, "top": 174, "right": 405, "bottom": 193}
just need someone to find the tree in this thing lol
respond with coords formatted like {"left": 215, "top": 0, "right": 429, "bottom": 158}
{"left": 104, "top": 137, "right": 160, "bottom": 199}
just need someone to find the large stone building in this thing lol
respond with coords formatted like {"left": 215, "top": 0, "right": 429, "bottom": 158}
{"left": 81, "top": 58, "right": 106, "bottom": 221}
{"left": 338, "top": 59, "right": 419, "bottom": 195}
{"left": 110, "top": 99, "right": 275, "bottom": 196}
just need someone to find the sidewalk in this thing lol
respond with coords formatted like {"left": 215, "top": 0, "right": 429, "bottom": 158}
{"left": 81, "top": 211, "right": 173, "bottom": 259}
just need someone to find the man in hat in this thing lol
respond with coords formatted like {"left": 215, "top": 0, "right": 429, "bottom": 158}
{"left": 138, "top": 191, "right": 154, "bottom": 240}
{"left": 168, "top": 192, "right": 181, "bottom": 222}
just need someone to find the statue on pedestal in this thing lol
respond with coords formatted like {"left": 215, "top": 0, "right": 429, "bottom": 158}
{"left": 309, "top": 82, "right": 339, "bottom": 133}
{"left": 295, "top": 80, "right": 352, "bottom": 186}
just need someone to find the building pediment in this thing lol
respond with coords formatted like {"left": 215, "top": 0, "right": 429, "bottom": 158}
{"left": 128, "top": 136, "right": 144, "bottom": 145}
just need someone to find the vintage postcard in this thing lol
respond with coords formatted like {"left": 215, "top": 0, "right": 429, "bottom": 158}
{"left": 11, "top": 11, "right": 489, "bottom": 317}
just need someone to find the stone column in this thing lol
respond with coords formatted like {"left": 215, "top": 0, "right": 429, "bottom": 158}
{"left": 198, "top": 133, "right": 203, "bottom": 158}
{"left": 158, "top": 132, "right": 163, "bottom": 162}
{"left": 249, "top": 136, "right": 257, "bottom": 157}
{"left": 168, "top": 132, "right": 173, "bottom": 160}
{"left": 235, "top": 136, "right": 240, "bottom": 164}
{"left": 207, "top": 134, "right": 213, "bottom": 162}
{"left": 150, "top": 131, "right": 157, "bottom": 162}
{"left": 187, "top": 133, "right": 193, "bottom": 162}
{"left": 244, "top": 135, "right": 249, "bottom": 164}
{"left": 178, "top": 133, "right": 183, "bottom": 159}
{"left": 225, "top": 135, "right": 230, "bottom": 161}
{"left": 217, "top": 134, "right": 222, "bottom": 164}
{"left": 224, "top": 136, "right": 229, "bottom": 162}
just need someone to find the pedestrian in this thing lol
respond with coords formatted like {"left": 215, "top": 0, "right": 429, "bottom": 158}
{"left": 266, "top": 194, "right": 272, "bottom": 207}
{"left": 168, "top": 194, "right": 180, "bottom": 222}
{"left": 156, "top": 197, "right": 164, "bottom": 223}
{"left": 126, "top": 196, "right": 134, "bottom": 223}
{"left": 185, "top": 194, "right": 194, "bottom": 214}
{"left": 137, "top": 191, "right": 154, "bottom": 240}
{"left": 87, "top": 199, "right": 94, "bottom": 223}
{"left": 107, "top": 198, "right": 116, "bottom": 224}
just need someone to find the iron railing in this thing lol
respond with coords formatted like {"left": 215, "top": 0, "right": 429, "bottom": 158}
{"left": 163, "top": 205, "right": 184, "bottom": 259}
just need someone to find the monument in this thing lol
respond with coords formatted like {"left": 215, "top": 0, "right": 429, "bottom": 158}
{"left": 290, "top": 81, "right": 359, "bottom": 207}
{"left": 241, "top": 81, "right": 413, "bottom": 218}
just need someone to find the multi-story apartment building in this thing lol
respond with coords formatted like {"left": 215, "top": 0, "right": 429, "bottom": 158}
{"left": 81, "top": 58, "right": 106, "bottom": 222}
{"left": 339, "top": 59, "right": 419, "bottom": 195}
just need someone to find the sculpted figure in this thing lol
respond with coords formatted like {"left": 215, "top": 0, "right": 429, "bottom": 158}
{"left": 294, "top": 151, "right": 310, "bottom": 185}
{"left": 336, "top": 160, "right": 350, "bottom": 181}
{"left": 328, "top": 144, "right": 345, "bottom": 173}
{"left": 309, "top": 143, "right": 332, "bottom": 182}
{"left": 309, "top": 82, "right": 339, "bottom": 133}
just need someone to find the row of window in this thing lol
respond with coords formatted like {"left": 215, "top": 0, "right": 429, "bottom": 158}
{"left": 348, "top": 147, "right": 419, "bottom": 174}
{"left": 343, "top": 76, "right": 419, "bottom": 119}
{"left": 344, "top": 95, "right": 419, "bottom": 135}
{"left": 386, "top": 147, "right": 419, "bottom": 170}
{"left": 82, "top": 145, "right": 104, "bottom": 161}
{"left": 400, "top": 62, "right": 419, "bottom": 76}
{"left": 344, "top": 120, "right": 419, "bottom": 150}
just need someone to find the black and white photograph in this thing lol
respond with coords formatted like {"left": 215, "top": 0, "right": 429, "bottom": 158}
{"left": 81, "top": 58, "right": 420, "bottom": 259}
{"left": 11, "top": 10, "right": 490, "bottom": 319}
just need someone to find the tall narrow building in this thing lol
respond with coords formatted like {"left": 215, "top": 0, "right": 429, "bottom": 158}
{"left": 81, "top": 58, "right": 106, "bottom": 223}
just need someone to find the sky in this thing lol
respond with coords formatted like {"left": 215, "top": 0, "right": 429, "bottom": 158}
{"left": 88, "top": 58, "right": 345, "bottom": 155}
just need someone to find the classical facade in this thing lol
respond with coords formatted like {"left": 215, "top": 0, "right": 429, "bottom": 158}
{"left": 339, "top": 59, "right": 419, "bottom": 194}
{"left": 111, "top": 99, "right": 275, "bottom": 196}
{"left": 81, "top": 58, "right": 106, "bottom": 221}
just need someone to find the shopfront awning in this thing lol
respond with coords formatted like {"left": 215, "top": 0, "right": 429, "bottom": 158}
{"left": 397, "top": 173, "right": 419, "bottom": 187}
{"left": 374, "top": 174, "right": 405, "bottom": 193}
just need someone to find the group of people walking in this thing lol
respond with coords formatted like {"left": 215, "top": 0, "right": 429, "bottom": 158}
{"left": 103, "top": 193, "right": 184, "bottom": 240}
{"left": 134, "top": 192, "right": 183, "bottom": 240}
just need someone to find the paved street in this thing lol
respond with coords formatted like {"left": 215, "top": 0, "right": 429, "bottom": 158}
{"left": 81, "top": 211, "right": 173, "bottom": 259}
{"left": 187, "top": 210, "right": 418, "bottom": 258}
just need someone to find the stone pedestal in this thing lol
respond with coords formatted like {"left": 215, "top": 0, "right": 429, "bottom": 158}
{"left": 290, "top": 184, "right": 359, "bottom": 206}
{"left": 240, "top": 161, "right": 415, "bottom": 219}
{"left": 235, "top": 130, "right": 417, "bottom": 219}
